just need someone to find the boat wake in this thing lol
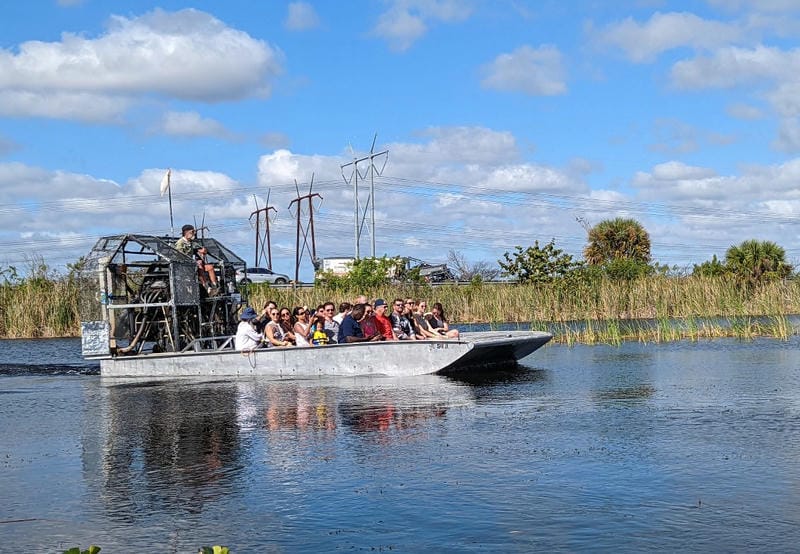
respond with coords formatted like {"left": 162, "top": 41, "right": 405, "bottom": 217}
{"left": 0, "top": 363, "right": 100, "bottom": 376}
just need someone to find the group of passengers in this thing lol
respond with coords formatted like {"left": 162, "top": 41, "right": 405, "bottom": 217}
{"left": 234, "top": 296, "right": 459, "bottom": 352}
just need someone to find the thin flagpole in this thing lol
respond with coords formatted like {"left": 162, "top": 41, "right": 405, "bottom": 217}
{"left": 161, "top": 168, "right": 174, "bottom": 236}
{"left": 167, "top": 172, "right": 174, "bottom": 236}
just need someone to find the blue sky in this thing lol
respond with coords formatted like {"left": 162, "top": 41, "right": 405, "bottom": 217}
{"left": 2, "top": 0, "right": 800, "bottom": 280}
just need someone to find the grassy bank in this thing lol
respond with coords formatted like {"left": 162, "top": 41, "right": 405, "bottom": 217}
{"left": 2, "top": 275, "right": 799, "bottom": 343}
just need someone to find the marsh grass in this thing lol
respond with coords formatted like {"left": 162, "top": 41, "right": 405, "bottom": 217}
{"left": 3, "top": 275, "right": 800, "bottom": 343}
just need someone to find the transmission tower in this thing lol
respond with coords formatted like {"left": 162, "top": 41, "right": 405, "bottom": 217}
{"left": 250, "top": 192, "right": 277, "bottom": 269}
{"left": 340, "top": 133, "right": 388, "bottom": 259}
{"left": 289, "top": 174, "right": 322, "bottom": 283}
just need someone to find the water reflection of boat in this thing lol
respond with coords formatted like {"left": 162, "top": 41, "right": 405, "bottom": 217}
{"left": 85, "top": 375, "right": 478, "bottom": 515}
{"left": 79, "top": 234, "right": 551, "bottom": 377}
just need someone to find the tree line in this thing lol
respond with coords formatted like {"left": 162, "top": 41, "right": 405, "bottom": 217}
{"left": 496, "top": 217, "right": 792, "bottom": 287}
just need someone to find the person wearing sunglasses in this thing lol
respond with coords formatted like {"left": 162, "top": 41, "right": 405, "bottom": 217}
{"left": 278, "top": 308, "right": 297, "bottom": 345}
{"left": 292, "top": 305, "right": 317, "bottom": 347}
{"left": 264, "top": 308, "right": 292, "bottom": 347}
{"left": 390, "top": 298, "right": 416, "bottom": 340}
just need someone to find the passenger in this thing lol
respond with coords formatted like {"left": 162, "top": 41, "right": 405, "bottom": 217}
{"left": 410, "top": 299, "right": 445, "bottom": 340}
{"left": 429, "top": 302, "right": 460, "bottom": 339}
{"left": 410, "top": 308, "right": 444, "bottom": 340}
{"left": 333, "top": 302, "right": 351, "bottom": 324}
{"left": 373, "top": 299, "right": 397, "bottom": 340}
{"left": 323, "top": 301, "right": 340, "bottom": 344}
{"left": 264, "top": 306, "right": 292, "bottom": 347}
{"left": 292, "top": 305, "right": 315, "bottom": 347}
{"left": 234, "top": 307, "right": 263, "bottom": 351}
{"left": 175, "top": 224, "right": 218, "bottom": 293}
{"left": 338, "top": 303, "right": 383, "bottom": 343}
{"left": 254, "top": 300, "right": 277, "bottom": 333}
{"left": 193, "top": 246, "right": 219, "bottom": 292}
{"left": 311, "top": 319, "right": 329, "bottom": 345}
{"left": 360, "top": 303, "right": 379, "bottom": 338}
{"left": 390, "top": 297, "right": 416, "bottom": 340}
{"left": 278, "top": 307, "right": 297, "bottom": 344}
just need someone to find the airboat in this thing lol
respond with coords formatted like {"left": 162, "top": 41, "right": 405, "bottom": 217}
{"left": 79, "top": 234, "right": 551, "bottom": 378}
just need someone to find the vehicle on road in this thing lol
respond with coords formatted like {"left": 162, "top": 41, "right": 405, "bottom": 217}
{"left": 236, "top": 267, "right": 290, "bottom": 285}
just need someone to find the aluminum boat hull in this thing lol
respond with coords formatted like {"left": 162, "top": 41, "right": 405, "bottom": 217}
{"left": 92, "top": 331, "right": 552, "bottom": 378}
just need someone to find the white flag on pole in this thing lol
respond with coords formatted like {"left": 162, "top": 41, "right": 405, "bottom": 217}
{"left": 160, "top": 168, "right": 171, "bottom": 197}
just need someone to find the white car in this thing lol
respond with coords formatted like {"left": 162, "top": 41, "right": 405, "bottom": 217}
{"left": 236, "top": 267, "right": 291, "bottom": 285}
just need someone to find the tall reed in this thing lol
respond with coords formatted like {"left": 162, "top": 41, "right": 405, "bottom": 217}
{"left": 3, "top": 274, "right": 800, "bottom": 341}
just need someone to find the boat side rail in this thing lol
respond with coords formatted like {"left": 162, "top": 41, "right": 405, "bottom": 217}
{"left": 181, "top": 335, "right": 235, "bottom": 353}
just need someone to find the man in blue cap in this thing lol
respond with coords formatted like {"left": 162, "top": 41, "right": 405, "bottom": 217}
{"left": 235, "top": 306, "right": 263, "bottom": 351}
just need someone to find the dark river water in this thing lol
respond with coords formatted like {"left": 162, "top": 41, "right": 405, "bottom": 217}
{"left": 2, "top": 336, "right": 800, "bottom": 552}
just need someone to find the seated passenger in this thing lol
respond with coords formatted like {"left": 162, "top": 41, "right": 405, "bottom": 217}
{"left": 194, "top": 246, "right": 219, "bottom": 293}
{"left": 360, "top": 303, "right": 380, "bottom": 338}
{"left": 235, "top": 307, "right": 263, "bottom": 351}
{"left": 278, "top": 307, "right": 297, "bottom": 344}
{"left": 311, "top": 319, "right": 329, "bottom": 345}
{"left": 429, "top": 302, "right": 460, "bottom": 339}
{"left": 334, "top": 302, "right": 351, "bottom": 324}
{"left": 323, "top": 301, "right": 340, "bottom": 343}
{"left": 292, "top": 306, "right": 315, "bottom": 347}
{"left": 264, "top": 307, "right": 292, "bottom": 347}
{"left": 390, "top": 297, "right": 416, "bottom": 340}
{"left": 373, "top": 299, "right": 397, "bottom": 340}
{"left": 389, "top": 298, "right": 417, "bottom": 340}
{"left": 338, "top": 303, "right": 384, "bottom": 343}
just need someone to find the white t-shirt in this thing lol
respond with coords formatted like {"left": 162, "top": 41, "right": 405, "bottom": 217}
{"left": 235, "top": 321, "right": 262, "bottom": 350}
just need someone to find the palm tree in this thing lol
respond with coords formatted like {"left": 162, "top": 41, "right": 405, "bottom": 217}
{"left": 725, "top": 239, "right": 792, "bottom": 285}
{"left": 584, "top": 218, "right": 651, "bottom": 265}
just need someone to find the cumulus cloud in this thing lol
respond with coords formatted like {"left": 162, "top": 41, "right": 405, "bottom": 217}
{"left": 596, "top": 12, "right": 743, "bottom": 63}
{"left": 155, "top": 111, "right": 232, "bottom": 139}
{"left": 285, "top": 2, "right": 321, "bottom": 31}
{"left": 480, "top": 45, "right": 567, "bottom": 96}
{"left": 371, "top": 0, "right": 473, "bottom": 52}
{"left": 0, "top": 8, "right": 283, "bottom": 122}
{"left": 670, "top": 45, "right": 800, "bottom": 89}
{"left": 773, "top": 118, "right": 800, "bottom": 152}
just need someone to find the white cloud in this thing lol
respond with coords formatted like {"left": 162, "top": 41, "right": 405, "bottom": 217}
{"left": 371, "top": 0, "right": 473, "bottom": 52}
{"left": 285, "top": 2, "right": 321, "bottom": 31}
{"left": 596, "top": 12, "right": 743, "bottom": 63}
{"left": 480, "top": 45, "right": 567, "bottom": 96}
{"left": 651, "top": 161, "right": 717, "bottom": 181}
{"left": 0, "top": 90, "right": 130, "bottom": 122}
{"left": 670, "top": 45, "right": 800, "bottom": 89}
{"left": 156, "top": 111, "right": 232, "bottom": 139}
{"left": 768, "top": 82, "right": 800, "bottom": 117}
{"left": 726, "top": 102, "right": 764, "bottom": 120}
{"left": 0, "top": 9, "right": 283, "bottom": 122}
{"left": 773, "top": 118, "right": 800, "bottom": 152}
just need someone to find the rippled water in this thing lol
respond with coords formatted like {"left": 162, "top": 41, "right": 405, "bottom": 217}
{"left": 2, "top": 337, "right": 800, "bottom": 552}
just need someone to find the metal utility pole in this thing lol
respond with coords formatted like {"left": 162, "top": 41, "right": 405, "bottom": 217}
{"left": 340, "top": 134, "right": 388, "bottom": 259}
{"left": 250, "top": 192, "right": 277, "bottom": 269}
{"left": 289, "top": 174, "right": 322, "bottom": 284}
